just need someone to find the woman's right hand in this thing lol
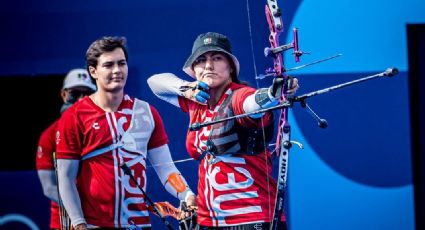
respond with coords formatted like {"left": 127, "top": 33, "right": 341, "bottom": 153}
{"left": 180, "top": 81, "right": 210, "bottom": 105}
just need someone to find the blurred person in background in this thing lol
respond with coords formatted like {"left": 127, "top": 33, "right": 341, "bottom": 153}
{"left": 36, "top": 68, "right": 96, "bottom": 230}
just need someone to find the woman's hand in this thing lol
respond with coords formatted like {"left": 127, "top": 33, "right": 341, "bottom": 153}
{"left": 180, "top": 81, "right": 210, "bottom": 105}
{"left": 286, "top": 77, "right": 299, "bottom": 95}
{"left": 269, "top": 76, "right": 300, "bottom": 98}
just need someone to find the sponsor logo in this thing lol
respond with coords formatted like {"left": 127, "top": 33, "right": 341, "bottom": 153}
{"left": 92, "top": 122, "right": 100, "bottom": 130}
{"left": 204, "top": 37, "right": 212, "bottom": 45}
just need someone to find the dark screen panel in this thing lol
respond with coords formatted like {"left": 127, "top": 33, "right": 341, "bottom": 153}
{"left": 407, "top": 24, "right": 425, "bottom": 230}
{"left": 0, "top": 75, "right": 63, "bottom": 171}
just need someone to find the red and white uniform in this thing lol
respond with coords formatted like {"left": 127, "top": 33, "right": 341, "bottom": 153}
{"left": 36, "top": 121, "right": 60, "bottom": 229}
{"left": 178, "top": 83, "right": 281, "bottom": 227}
{"left": 56, "top": 95, "right": 168, "bottom": 228}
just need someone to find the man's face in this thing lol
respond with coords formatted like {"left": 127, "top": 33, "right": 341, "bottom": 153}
{"left": 89, "top": 48, "right": 128, "bottom": 93}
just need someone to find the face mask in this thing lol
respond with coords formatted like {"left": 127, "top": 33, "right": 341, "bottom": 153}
{"left": 60, "top": 102, "right": 73, "bottom": 114}
{"left": 60, "top": 93, "right": 76, "bottom": 113}
{"left": 60, "top": 89, "right": 94, "bottom": 113}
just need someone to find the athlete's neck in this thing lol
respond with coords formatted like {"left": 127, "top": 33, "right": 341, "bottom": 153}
{"left": 91, "top": 91, "right": 123, "bottom": 112}
{"left": 208, "top": 81, "right": 231, "bottom": 109}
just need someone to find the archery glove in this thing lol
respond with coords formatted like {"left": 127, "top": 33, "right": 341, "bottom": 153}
{"left": 270, "top": 77, "right": 284, "bottom": 99}
{"left": 180, "top": 81, "right": 210, "bottom": 105}
{"left": 286, "top": 76, "right": 299, "bottom": 95}
{"left": 270, "top": 76, "right": 299, "bottom": 97}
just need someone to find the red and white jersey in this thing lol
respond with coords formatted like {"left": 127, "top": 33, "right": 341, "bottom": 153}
{"left": 36, "top": 121, "right": 60, "bottom": 229}
{"left": 56, "top": 95, "right": 168, "bottom": 228}
{"left": 178, "top": 83, "right": 282, "bottom": 227}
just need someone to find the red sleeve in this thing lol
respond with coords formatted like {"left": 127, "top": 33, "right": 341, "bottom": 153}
{"left": 148, "top": 105, "right": 169, "bottom": 149}
{"left": 178, "top": 96, "right": 190, "bottom": 113}
{"left": 35, "top": 121, "right": 58, "bottom": 170}
{"left": 55, "top": 106, "right": 83, "bottom": 160}
{"left": 232, "top": 87, "right": 273, "bottom": 128}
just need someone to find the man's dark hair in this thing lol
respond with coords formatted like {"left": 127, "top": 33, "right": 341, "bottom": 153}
{"left": 85, "top": 36, "right": 128, "bottom": 73}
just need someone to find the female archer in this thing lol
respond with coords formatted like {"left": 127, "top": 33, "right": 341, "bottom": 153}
{"left": 148, "top": 32, "right": 298, "bottom": 229}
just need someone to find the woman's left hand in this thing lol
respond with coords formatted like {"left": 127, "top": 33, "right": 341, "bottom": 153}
{"left": 286, "top": 77, "right": 300, "bottom": 95}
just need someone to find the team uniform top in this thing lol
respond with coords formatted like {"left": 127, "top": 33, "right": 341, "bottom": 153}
{"left": 178, "top": 82, "right": 281, "bottom": 227}
{"left": 56, "top": 95, "right": 168, "bottom": 228}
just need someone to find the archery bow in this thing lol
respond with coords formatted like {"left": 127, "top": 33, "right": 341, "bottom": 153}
{"left": 153, "top": 201, "right": 198, "bottom": 230}
{"left": 120, "top": 163, "right": 175, "bottom": 230}
{"left": 188, "top": 1, "right": 399, "bottom": 230}
{"left": 119, "top": 159, "right": 198, "bottom": 230}
{"left": 121, "top": 162, "right": 199, "bottom": 230}
{"left": 263, "top": 1, "right": 299, "bottom": 229}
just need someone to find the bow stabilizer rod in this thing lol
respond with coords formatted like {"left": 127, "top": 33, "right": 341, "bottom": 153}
{"left": 188, "top": 68, "right": 399, "bottom": 131}
{"left": 294, "top": 67, "right": 399, "bottom": 101}
{"left": 189, "top": 101, "right": 292, "bottom": 131}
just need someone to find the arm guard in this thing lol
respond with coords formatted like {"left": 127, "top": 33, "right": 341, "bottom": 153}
{"left": 243, "top": 88, "right": 279, "bottom": 119}
{"left": 147, "top": 144, "right": 194, "bottom": 201}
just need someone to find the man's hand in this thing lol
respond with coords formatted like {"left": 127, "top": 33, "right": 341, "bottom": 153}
{"left": 180, "top": 81, "right": 210, "bottom": 104}
{"left": 179, "top": 194, "right": 197, "bottom": 220}
{"left": 74, "top": 223, "right": 88, "bottom": 230}
{"left": 185, "top": 194, "right": 197, "bottom": 210}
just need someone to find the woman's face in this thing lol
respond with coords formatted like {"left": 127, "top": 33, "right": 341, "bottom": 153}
{"left": 192, "top": 51, "right": 233, "bottom": 89}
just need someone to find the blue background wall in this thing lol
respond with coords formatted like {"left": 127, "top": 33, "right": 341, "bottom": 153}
{"left": 1, "top": 0, "right": 423, "bottom": 229}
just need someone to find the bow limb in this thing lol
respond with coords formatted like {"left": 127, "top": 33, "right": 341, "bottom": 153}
{"left": 265, "top": 0, "right": 287, "bottom": 156}
{"left": 265, "top": 0, "right": 285, "bottom": 75}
